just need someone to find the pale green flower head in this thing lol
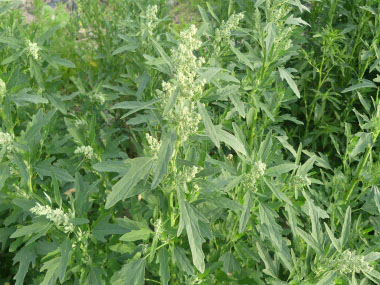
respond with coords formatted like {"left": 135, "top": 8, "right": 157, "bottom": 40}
{"left": 74, "top": 145, "right": 95, "bottom": 159}
{"left": 30, "top": 203, "right": 74, "bottom": 233}
{"left": 0, "top": 131, "right": 14, "bottom": 152}
{"left": 27, "top": 40, "right": 40, "bottom": 60}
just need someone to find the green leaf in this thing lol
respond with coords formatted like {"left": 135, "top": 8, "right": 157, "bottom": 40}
{"left": 173, "top": 246, "right": 194, "bottom": 275}
{"left": 324, "top": 223, "right": 341, "bottom": 252}
{"left": 10, "top": 221, "right": 50, "bottom": 238}
{"left": 151, "top": 130, "right": 176, "bottom": 189}
{"left": 285, "top": 15, "right": 310, "bottom": 26}
{"left": 296, "top": 227, "right": 323, "bottom": 255}
{"left": 13, "top": 245, "right": 36, "bottom": 285}
{"left": 256, "top": 242, "right": 277, "bottom": 278}
{"left": 49, "top": 56, "right": 76, "bottom": 68}
{"left": 239, "top": 190, "right": 253, "bottom": 233}
{"left": 230, "top": 44, "right": 254, "bottom": 70}
{"left": 151, "top": 39, "right": 172, "bottom": 70}
{"left": 120, "top": 229, "right": 152, "bottom": 242}
{"left": 92, "top": 214, "right": 128, "bottom": 242}
{"left": 58, "top": 238, "right": 72, "bottom": 283}
{"left": 87, "top": 267, "right": 102, "bottom": 285}
{"left": 264, "top": 178, "right": 292, "bottom": 205}
{"left": 219, "top": 252, "right": 241, "bottom": 274}
{"left": 266, "top": 163, "right": 297, "bottom": 177}
{"left": 111, "top": 259, "right": 145, "bottom": 285}
{"left": 112, "top": 44, "right": 138, "bottom": 55}
{"left": 349, "top": 132, "right": 372, "bottom": 158}
{"left": 177, "top": 189, "right": 207, "bottom": 273}
{"left": 0, "top": 163, "right": 10, "bottom": 191}
{"left": 40, "top": 256, "right": 60, "bottom": 285}
{"left": 342, "top": 80, "right": 377, "bottom": 93}
{"left": 229, "top": 92, "right": 246, "bottom": 118}
{"left": 105, "top": 157, "right": 153, "bottom": 209}
{"left": 316, "top": 271, "right": 337, "bottom": 285}
{"left": 278, "top": 67, "right": 300, "bottom": 98}
{"left": 158, "top": 248, "right": 170, "bottom": 285}
{"left": 216, "top": 126, "right": 247, "bottom": 155}
{"left": 340, "top": 206, "right": 351, "bottom": 249}
{"left": 197, "top": 102, "right": 220, "bottom": 148}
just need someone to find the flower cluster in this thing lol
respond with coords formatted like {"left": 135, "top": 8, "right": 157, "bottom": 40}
{"left": 242, "top": 161, "right": 266, "bottom": 190}
{"left": 0, "top": 132, "right": 14, "bottom": 153}
{"left": 316, "top": 250, "right": 373, "bottom": 278}
{"left": 27, "top": 40, "right": 40, "bottom": 60}
{"left": 154, "top": 218, "right": 163, "bottom": 237}
{"left": 336, "top": 250, "right": 373, "bottom": 274}
{"left": 0, "top": 78, "right": 6, "bottom": 100}
{"left": 215, "top": 13, "right": 244, "bottom": 44}
{"left": 145, "top": 5, "right": 158, "bottom": 35}
{"left": 146, "top": 133, "right": 161, "bottom": 157}
{"left": 158, "top": 25, "right": 206, "bottom": 143}
{"left": 30, "top": 203, "right": 74, "bottom": 233}
{"left": 291, "top": 175, "right": 311, "bottom": 189}
{"left": 74, "top": 145, "right": 95, "bottom": 159}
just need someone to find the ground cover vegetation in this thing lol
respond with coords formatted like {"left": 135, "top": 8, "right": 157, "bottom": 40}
{"left": 0, "top": 0, "right": 380, "bottom": 284}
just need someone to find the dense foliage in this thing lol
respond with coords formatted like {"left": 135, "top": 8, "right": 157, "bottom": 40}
{"left": 1, "top": 0, "right": 380, "bottom": 284}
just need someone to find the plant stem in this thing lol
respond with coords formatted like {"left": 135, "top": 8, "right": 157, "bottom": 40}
{"left": 345, "top": 145, "right": 371, "bottom": 203}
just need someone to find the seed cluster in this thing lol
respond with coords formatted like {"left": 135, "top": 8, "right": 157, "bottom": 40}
{"left": 30, "top": 203, "right": 74, "bottom": 233}
{"left": 74, "top": 145, "right": 95, "bottom": 159}
{"left": 0, "top": 131, "right": 14, "bottom": 152}
{"left": 27, "top": 40, "right": 40, "bottom": 60}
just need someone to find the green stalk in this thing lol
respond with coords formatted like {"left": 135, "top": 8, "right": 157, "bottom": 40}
{"left": 345, "top": 145, "right": 372, "bottom": 203}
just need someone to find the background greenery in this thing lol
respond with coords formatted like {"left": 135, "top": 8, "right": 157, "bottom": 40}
{"left": 0, "top": 0, "right": 380, "bottom": 284}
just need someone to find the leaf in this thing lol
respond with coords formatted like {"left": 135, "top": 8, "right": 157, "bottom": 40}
{"left": 316, "top": 271, "right": 337, "bottom": 285}
{"left": 264, "top": 178, "right": 292, "bottom": 205}
{"left": 158, "top": 248, "right": 170, "bottom": 285}
{"left": 40, "top": 256, "right": 60, "bottom": 285}
{"left": 239, "top": 190, "right": 254, "bottom": 233}
{"left": 105, "top": 157, "right": 153, "bottom": 209}
{"left": 92, "top": 160, "right": 130, "bottom": 173}
{"left": 349, "top": 132, "right": 372, "bottom": 158}
{"left": 266, "top": 163, "right": 297, "bottom": 177}
{"left": 151, "top": 39, "right": 172, "bottom": 70}
{"left": 278, "top": 67, "right": 300, "bottom": 98}
{"left": 340, "top": 206, "right": 351, "bottom": 249}
{"left": 0, "top": 163, "right": 10, "bottom": 191}
{"left": 92, "top": 214, "right": 128, "bottom": 242}
{"left": 219, "top": 252, "right": 241, "bottom": 274}
{"left": 197, "top": 102, "right": 220, "bottom": 148}
{"left": 112, "top": 44, "right": 138, "bottom": 55}
{"left": 228, "top": 92, "right": 246, "bottom": 118}
{"left": 230, "top": 44, "right": 254, "bottom": 70}
{"left": 276, "top": 136, "right": 297, "bottom": 158}
{"left": 256, "top": 242, "right": 277, "bottom": 278}
{"left": 151, "top": 130, "right": 176, "bottom": 189}
{"left": 285, "top": 15, "right": 310, "bottom": 26}
{"left": 120, "top": 229, "right": 152, "bottom": 242}
{"left": 58, "top": 238, "right": 72, "bottom": 283}
{"left": 324, "top": 223, "right": 341, "bottom": 252}
{"left": 10, "top": 221, "right": 50, "bottom": 238}
{"left": 111, "top": 259, "right": 145, "bottom": 285}
{"left": 49, "top": 56, "right": 76, "bottom": 68}
{"left": 177, "top": 189, "right": 207, "bottom": 273}
{"left": 215, "top": 126, "right": 247, "bottom": 155}
{"left": 173, "top": 246, "right": 194, "bottom": 275}
{"left": 342, "top": 80, "right": 377, "bottom": 93}
{"left": 13, "top": 245, "right": 36, "bottom": 285}
{"left": 296, "top": 227, "right": 323, "bottom": 255}
{"left": 297, "top": 155, "right": 316, "bottom": 176}
{"left": 87, "top": 267, "right": 102, "bottom": 285}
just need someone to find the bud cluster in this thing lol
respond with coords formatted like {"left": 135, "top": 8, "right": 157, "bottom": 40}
{"left": 27, "top": 40, "right": 40, "bottom": 60}
{"left": 0, "top": 131, "right": 14, "bottom": 153}
{"left": 74, "top": 145, "right": 95, "bottom": 159}
{"left": 30, "top": 203, "right": 74, "bottom": 233}
{"left": 146, "top": 133, "right": 161, "bottom": 157}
